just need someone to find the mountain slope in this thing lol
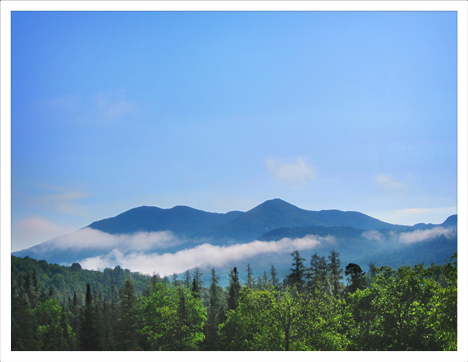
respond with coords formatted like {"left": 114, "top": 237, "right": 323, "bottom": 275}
{"left": 196, "top": 199, "right": 327, "bottom": 242}
{"left": 87, "top": 205, "right": 243, "bottom": 236}
{"left": 197, "top": 199, "right": 407, "bottom": 242}
{"left": 12, "top": 199, "right": 457, "bottom": 270}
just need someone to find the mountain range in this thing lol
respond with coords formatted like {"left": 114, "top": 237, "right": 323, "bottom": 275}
{"left": 12, "top": 199, "right": 457, "bottom": 280}
{"left": 87, "top": 198, "right": 409, "bottom": 241}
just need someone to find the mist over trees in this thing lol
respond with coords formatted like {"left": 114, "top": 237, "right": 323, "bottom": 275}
{"left": 11, "top": 251, "right": 457, "bottom": 351}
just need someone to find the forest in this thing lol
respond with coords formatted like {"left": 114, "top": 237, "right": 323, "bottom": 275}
{"left": 11, "top": 250, "right": 457, "bottom": 351}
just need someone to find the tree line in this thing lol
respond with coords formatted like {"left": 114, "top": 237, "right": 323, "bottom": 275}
{"left": 11, "top": 250, "right": 457, "bottom": 351}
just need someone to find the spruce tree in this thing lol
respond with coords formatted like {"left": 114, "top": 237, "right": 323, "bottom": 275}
{"left": 245, "top": 264, "right": 255, "bottom": 290}
{"left": 206, "top": 268, "right": 220, "bottom": 349}
{"left": 309, "top": 253, "right": 329, "bottom": 293}
{"left": 11, "top": 282, "right": 38, "bottom": 350}
{"left": 183, "top": 270, "right": 192, "bottom": 289}
{"left": 118, "top": 280, "right": 141, "bottom": 350}
{"left": 328, "top": 250, "right": 344, "bottom": 297}
{"left": 286, "top": 250, "right": 306, "bottom": 289}
{"left": 79, "top": 283, "right": 100, "bottom": 350}
{"left": 191, "top": 277, "right": 200, "bottom": 299}
{"left": 227, "top": 267, "right": 241, "bottom": 311}
{"left": 270, "top": 264, "right": 280, "bottom": 290}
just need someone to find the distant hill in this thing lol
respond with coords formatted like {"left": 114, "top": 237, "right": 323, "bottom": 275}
{"left": 89, "top": 198, "right": 407, "bottom": 243}
{"left": 12, "top": 199, "right": 457, "bottom": 273}
{"left": 413, "top": 214, "right": 457, "bottom": 230}
{"left": 87, "top": 205, "right": 243, "bottom": 236}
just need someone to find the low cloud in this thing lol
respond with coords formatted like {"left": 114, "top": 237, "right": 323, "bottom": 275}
{"left": 47, "top": 227, "right": 179, "bottom": 252}
{"left": 376, "top": 174, "right": 405, "bottom": 191}
{"left": 266, "top": 157, "right": 315, "bottom": 186}
{"left": 79, "top": 234, "right": 334, "bottom": 276}
{"left": 398, "top": 227, "right": 456, "bottom": 244}
{"left": 362, "top": 230, "right": 384, "bottom": 242}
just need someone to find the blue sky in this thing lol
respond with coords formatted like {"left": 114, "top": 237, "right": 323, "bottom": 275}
{"left": 10, "top": 11, "right": 458, "bottom": 251}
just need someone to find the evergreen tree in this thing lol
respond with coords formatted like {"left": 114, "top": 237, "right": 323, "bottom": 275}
{"left": 183, "top": 270, "right": 192, "bottom": 289}
{"left": 270, "top": 264, "right": 280, "bottom": 290}
{"left": 69, "top": 291, "right": 81, "bottom": 347}
{"left": 286, "top": 250, "right": 306, "bottom": 289}
{"left": 308, "top": 253, "right": 329, "bottom": 293}
{"left": 206, "top": 268, "right": 220, "bottom": 349}
{"left": 257, "top": 271, "right": 270, "bottom": 291}
{"left": 328, "top": 250, "right": 344, "bottom": 297}
{"left": 171, "top": 273, "right": 182, "bottom": 288}
{"left": 117, "top": 280, "right": 141, "bottom": 350}
{"left": 227, "top": 267, "right": 241, "bottom": 311}
{"left": 191, "top": 277, "right": 200, "bottom": 299}
{"left": 11, "top": 282, "right": 38, "bottom": 350}
{"left": 345, "top": 263, "right": 367, "bottom": 295}
{"left": 245, "top": 264, "right": 255, "bottom": 290}
{"left": 79, "top": 283, "right": 100, "bottom": 350}
{"left": 98, "top": 297, "right": 116, "bottom": 351}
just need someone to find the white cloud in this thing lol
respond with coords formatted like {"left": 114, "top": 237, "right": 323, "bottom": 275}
{"left": 266, "top": 157, "right": 315, "bottom": 186}
{"left": 12, "top": 216, "right": 76, "bottom": 252}
{"left": 79, "top": 234, "right": 334, "bottom": 276}
{"left": 362, "top": 230, "right": 384, "bottom": 242}
{"left": 398, "top": 227, "right": 456, "bottom": 244}
{"left": 376, "top": 174, "right": 406, "bottom": 190}
{"left": 47, "top": 227, "right": 179, "bottom": 252}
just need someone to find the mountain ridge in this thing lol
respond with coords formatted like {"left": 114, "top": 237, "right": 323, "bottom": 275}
{"left": 12, "top": 198, "right": 457, "bottom": 269}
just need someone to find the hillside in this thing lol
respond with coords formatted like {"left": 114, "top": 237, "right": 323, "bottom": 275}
{"left": 12, "top": 199, "right": 457, "bottom": 275}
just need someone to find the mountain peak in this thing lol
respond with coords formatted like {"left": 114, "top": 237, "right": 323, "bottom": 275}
{"left": 442, "top": 214, "right": 457, "bottom": 228}
{"left": 253, "top": 198, "right": 299, "bottom": 210}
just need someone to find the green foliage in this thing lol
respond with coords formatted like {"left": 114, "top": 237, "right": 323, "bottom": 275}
{"left": 117, "top": 280, "right": 141, "bottom": 350}
{"left": 33, "top": 298, "right": 75, "bottom": 350}
{"left": 218, "top": 287, "right": 350, "bottom": 351}
{"left": 344, "top": 263, "right": 366, "bottom": 295}
{"left": 346, "top": 257, "right": 457, "bottom": 351}
{"left": 328, "top": 250, "right": 343, "bottom": 296}
{"left": 308, "top": 253, "right": 329, "bottom": 293}
{"left": 227, "top": 267, "right": 241, "bottom": 311}
{"left": 140, "top": 284, "right": 206, "bottom": 350}
{"left": 11, "top": 253, "right": 457, "bottom": 351}
{"left": 286, "top": 250, "right": 306, "bottom": 289}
